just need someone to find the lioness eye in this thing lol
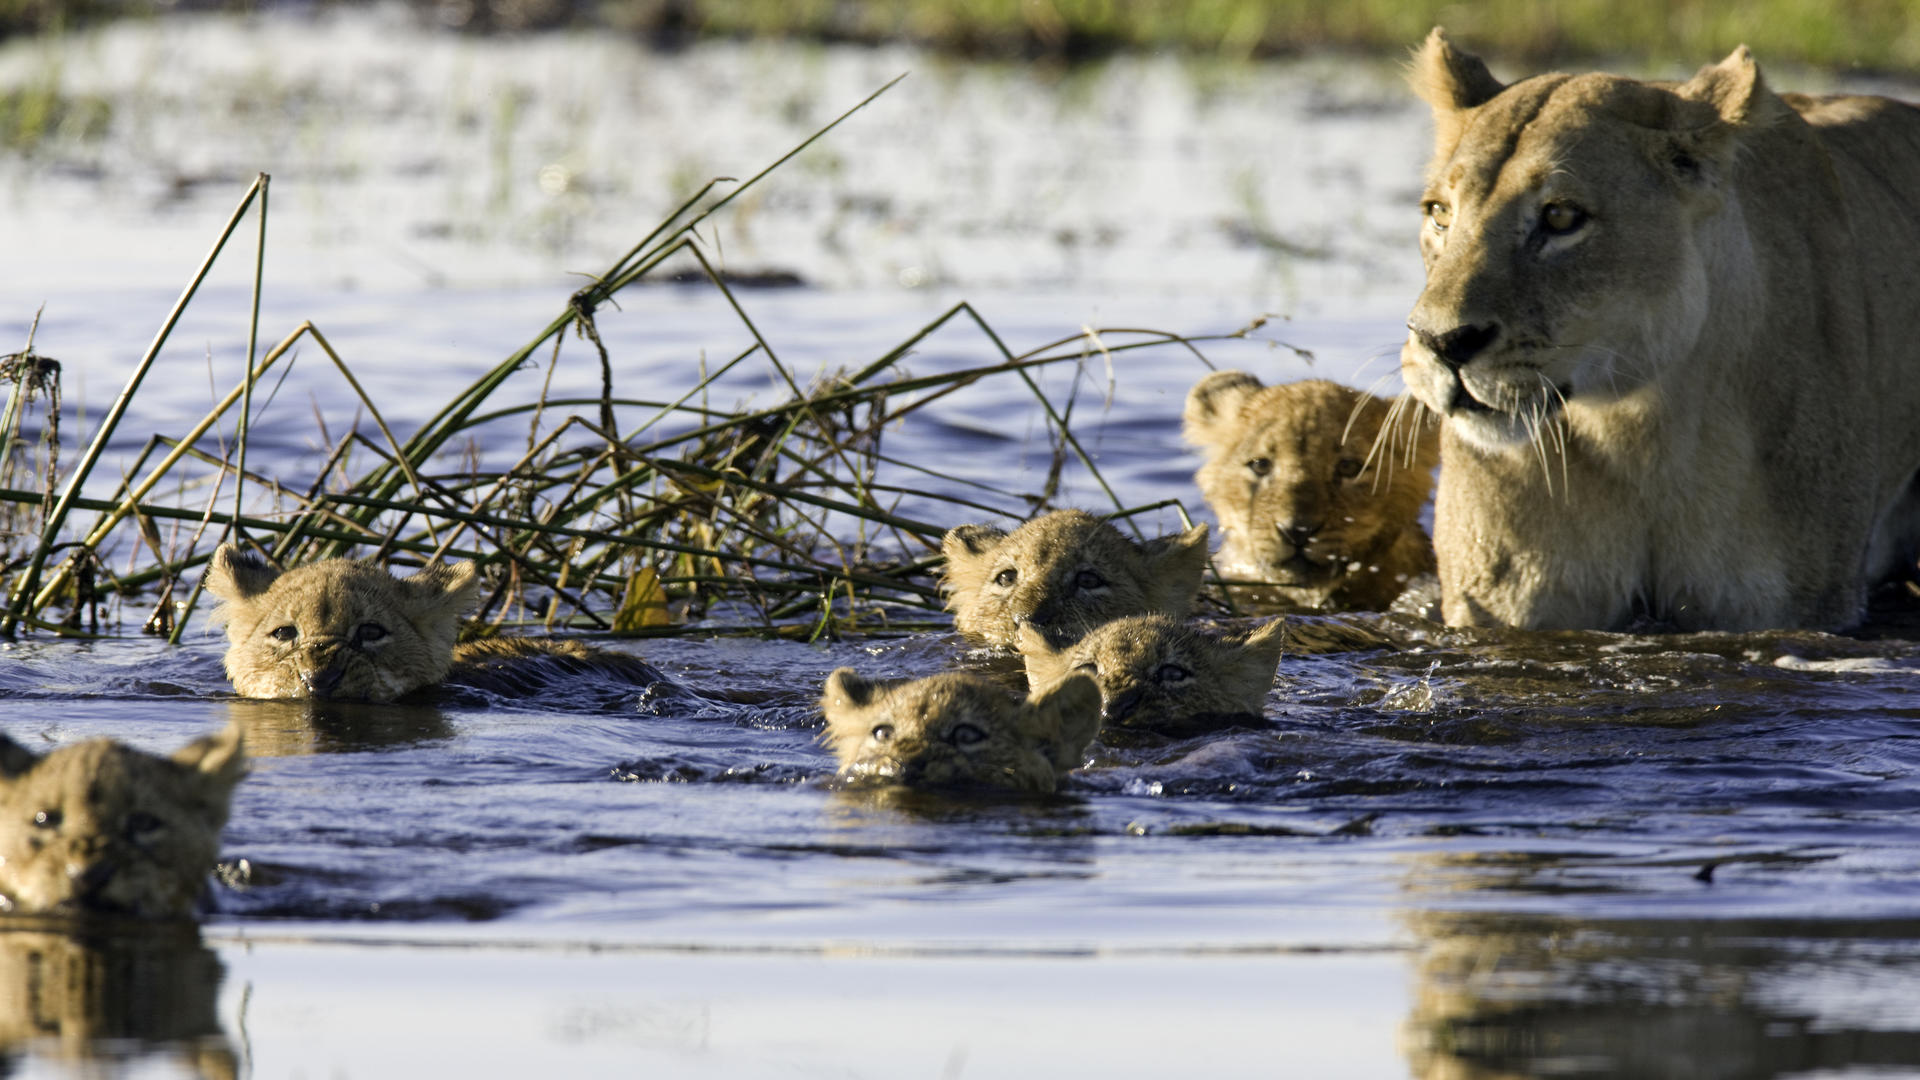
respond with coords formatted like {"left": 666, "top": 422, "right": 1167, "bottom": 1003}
{"left": 355, "top": 623, "right": 388, "bottom": 645}
{"left": 33, "top": 809, "right": 61, "bottom": 828}
{"left": 1541, "top": 203, "right": 1587, "bottom": 235}
{"left": 1246, "top": 458, "right": 1272, "bottom": 478}
{"left": 1154, "top": 664, "right": 1192, "bottom": 685}
{"left": 1335, "top": 458, "right": 1363, "bottom": 480}
{"left": 948, "top": 723, "right": 988, "bottom": 747}
{"left": 1074, "top": 569, "right": 1107, "bottom": 590}
{"left": 268, "top": 625, "right": 297, "bottom": 643}
{"left": 870, "top": 723, "right": 895, "bottom": 743}
{"left": 1424, "top": 201, "right": 1452, "bottom": 232}
{"left": 992, "top": 568, "right": 1017, "bottom": 588}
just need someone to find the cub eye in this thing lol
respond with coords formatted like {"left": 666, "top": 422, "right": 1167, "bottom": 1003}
{"left": 33, "top": 809, "right": 61, "bottom": 829}
{"left": 1246, "top": 458, "right": 1272, "bottom": 478}
{"left": 355, "top": 622, "right": 389, "bottom": 645}
{"left": 268, "top": 625, "right": 298, "bottom": 643}
{"left": 1335, "top": 458, "right": 1363, "bottom": 480}
{"left": 125, "top": 811, "right": 163, "bottom": 837}
{"left": 1424, "top": 201, "right": 1452, "bottom": 232}
{"left": 992, "top": 568, "right": 1017, "bottom": 588}
{"left": 1073, "top": 569, "right": 1107, "bottom": 591}
{"left": 1154, "top": 664, "right": 1192, "bottom": 685}
{"left": 948, "top": 723, "right": 988, "bottom": 747}
{"left": 1541, "top": 203, "right": 1587, "bottom": 235}
{"left": 870, "top": 723, "right": 895, "bottom": 743}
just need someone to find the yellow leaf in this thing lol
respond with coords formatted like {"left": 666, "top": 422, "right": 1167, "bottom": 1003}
{"left": 613, "top": 567, "right": 671, "bottom": 632}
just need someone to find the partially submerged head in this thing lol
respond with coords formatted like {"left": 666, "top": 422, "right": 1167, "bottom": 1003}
{"left": 1019, "top": 614, "right": 1284, "bottom": 734}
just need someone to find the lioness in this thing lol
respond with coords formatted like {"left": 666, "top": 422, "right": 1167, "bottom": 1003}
{"left": 1402, "top": 30, "right": 1920, "bottom": 631}
{"left": 820, "top": 668, "right": 1101, "bottom": 793}
{"left": 1183, "top": 373, "right": 1439, "bottom": 611}
{"left": 1019, "top": 615, "right": 1285, "bottom": 735}
{"left": 0, "top": 724, "right": 245, "bottom": 919}
{"left": 940, "top": 510, "right": 1210, "bottom": 649}
{"left": 205, "top": 545, "right": 659, "bottom": 701}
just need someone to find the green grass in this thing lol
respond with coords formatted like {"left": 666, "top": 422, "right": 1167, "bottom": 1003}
{"left": 0, "top": 76, "right": 1240, "bottom": 642}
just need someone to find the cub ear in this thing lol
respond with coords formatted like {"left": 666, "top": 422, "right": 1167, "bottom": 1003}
{"left": 1023, "top": 673, "right": 1102, "bottom": 771}
{"left": 1139, "top": 523, "right": 1211, "bottom": 618}
{"left": 1182, "top": 371, "right": 1264, "bottom": 451}
{"left": 1015, "top": 622, "right": 1072, "bottom": 693}
{"left": 0, "top": 732, "right": 41, "bottom": 778}
{"left": 202, "top": 543, "right": 280, "bottom": 602}
{"left": 406, "top": 559, "right": 480, "bottom": 608}
{"left": 821, "top": 667, "right": 882, "bottom": 712}
{"left": 941, "top": 524, "right": 1007, "bottom": 563}
{"left": 1410, "top": 28, "right": 1506, "bottom": 160}
{"left": 1230, "top": 618, "right": 1288, "bottom": 692}
{"left": 171, "top": 721, "right": 248, "bottom": 794}
{"left": 939, "top": 523, "right": 1008, "bottom": 613}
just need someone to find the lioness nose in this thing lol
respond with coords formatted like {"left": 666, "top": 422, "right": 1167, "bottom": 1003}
{"left": 1413, "top": 322, "right": 1499, "bottom": 370}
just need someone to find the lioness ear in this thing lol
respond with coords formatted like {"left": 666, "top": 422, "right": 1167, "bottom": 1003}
{"left": 1023, "top": 673, "right": 1102, "bottom": 771}
{"left": 1139, "top": 523, "right": 1210, "bottom": 618}
{"left": 0, "top": 733, "right": 40, "bottom": 778}
{"left": 1672, "top": 45, "right": 1790, "bottom": 175}
{"left": 172, "top": 721, "right": 248, "bottom": 805}
{"left": 203, "top": 543, "right": 280, "bottom": 602}
{"left": 1410, "top": 28, "right": 1505, "bottom": 159}
{"left": 1182, "top": 371, "right": 1263, "bottom": 450}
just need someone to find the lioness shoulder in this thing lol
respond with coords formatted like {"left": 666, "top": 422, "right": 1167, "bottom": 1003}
{"left": 819, "top": 668, "right": 1101, "bottom": 793}
{"left": 1183, "top": 373, "right": 1438, "bottom": 611}
{"left": 940, "top": 509, "right": 1209, "bottom": 649}
{"left": 0, "top": 724, "right": 245, "bottom": 919}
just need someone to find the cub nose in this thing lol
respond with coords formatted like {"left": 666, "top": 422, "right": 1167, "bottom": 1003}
{"left": 1412, "top": 322, "right": 1499, "bottom": 371}
{"left": 1279, "top": 523, "right": 1319, "bottom": 549}
{"left": 301, "top": 662, "right": 347, "bottom": 698}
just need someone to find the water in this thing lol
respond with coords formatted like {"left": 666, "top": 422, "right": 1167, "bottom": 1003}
{"left": 4, "top": 10, "right": 1920, "bottom": 1078}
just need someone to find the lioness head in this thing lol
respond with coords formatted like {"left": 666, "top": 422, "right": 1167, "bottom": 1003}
{"left": 820, "top": 669, "right": 1101, "bottom": 793}
{"left": 1401, "top": 28, "right": 1779, "bottom": 450}
{"left": 1184, "top": 373, "right": 1437, "bottom": 607}
{"left": 1019, "top": 614, "right": 1284, "bottom": 735}
{"left": 204, "top": 544, "right": 479, "bottom": 702}
{"left": 0, "top": 724, "right": 245, "bottom": 920}
{"left": 940, "top": 509, "right": 1210, "bottom": 650}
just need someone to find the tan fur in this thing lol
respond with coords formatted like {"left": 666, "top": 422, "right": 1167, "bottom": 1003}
{"left": 204, "top": 544, "right": 479, "bottom": 701}
{"left": 820, "top": 668, "right": 1101, "bottom": 793}
{"left": 1184, "top": 374, "right": 1439, "bottom": 611}
{"left": 1401, "top": 30, "right": 1920, "bottom": 631}
{"left": 0, "top": 724, "right": 245, "bottom": 920}
{"left": 1019, "top": 615, "right": 1283, "bottom": 732}
{"left": 939, "top": 509, "right": 1209, "bottom": 649}
{"left": 446, "top": 636, "right": 663, "bottom": 696}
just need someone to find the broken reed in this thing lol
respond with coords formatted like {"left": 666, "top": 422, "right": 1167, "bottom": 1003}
{"left": 0, "top": 80, "right": 1238, "bottom": 641}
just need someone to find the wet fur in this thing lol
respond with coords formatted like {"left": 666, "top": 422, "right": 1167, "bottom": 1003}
{"left": 1019, "top": 615, "right": 1284, "bottom": 735}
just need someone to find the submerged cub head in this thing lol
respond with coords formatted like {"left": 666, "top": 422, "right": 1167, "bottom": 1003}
{"left": 820, "top": 669, "right": 1101, "bottom": 793}
{"left": 204, "top": 544, "right": 479, "bottom": 702}
{"left": 1184, "top": 374, "right": 1438, "bottom": 610}
{"left": 0, "top": 724, "right": 245, "bottom": 920}
{"left": 1020, "top": 615, "right": 1284, "bottom": 734}
{"left": 940, "top": 509, "right": 1210, "bottom": 649}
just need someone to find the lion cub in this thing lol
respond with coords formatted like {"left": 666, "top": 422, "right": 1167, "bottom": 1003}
{"left": 1020, "top": 615, "right": 1285, "bottom": 734}
{"left": 820, "top": 669, "right": 1101, "bottom": 793}
{"left": 940, "top": 509, "right": 1210, "bottom": 650}
{"left": 0, "top": 724, "right": 245, "bottom": 919}
{"left": 1184, "top": 373, "right": 1438, "bottom": 611}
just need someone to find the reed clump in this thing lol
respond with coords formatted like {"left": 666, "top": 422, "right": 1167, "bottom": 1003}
{"left": 0, "top": 78, "right": 1234, "bottom": 643}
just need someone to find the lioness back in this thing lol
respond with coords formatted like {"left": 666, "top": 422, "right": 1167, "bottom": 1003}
{"left": 1184, "top": 373, "right": 1438, "bottom": 611}
{"left": 0, "top": 724, "right": 245, "bottom": 919}
{"left": 1400, "top": 30, "right": 1920, "bottom": 631}
{"left": 1020, "top": 614, "right": 1285, "bottom": 735}
{"left": 819, "top": 668, "right": 1101, "bottom": 793}
{"left": 204, "top": 544, "right": 477, "bottom": 702}
{"left": 940, "top": 509, "right": 1209, "bottom": 649}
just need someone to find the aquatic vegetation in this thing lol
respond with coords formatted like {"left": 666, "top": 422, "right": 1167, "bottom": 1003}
{"left": 0, "top": 79, "right": 1243, "bottom": 642}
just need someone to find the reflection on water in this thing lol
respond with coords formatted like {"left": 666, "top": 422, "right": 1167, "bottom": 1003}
{"left": 224, "top": 698, "right": 455, "bottom": 757}
{"left": 0, "top": 920, "right": 235, "bottom": 1078}
{"left": 1401, "top": 908, "right": 1920, "bottom": 1080}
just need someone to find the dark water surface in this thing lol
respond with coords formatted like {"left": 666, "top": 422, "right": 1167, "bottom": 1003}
{"left": 3, "top": 15, "right": 1920, "bottom": 1078}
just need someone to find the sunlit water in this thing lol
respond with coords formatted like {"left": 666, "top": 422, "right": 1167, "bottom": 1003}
{"left": 3, "top": 10, "right": 1920, "bottom": 1078}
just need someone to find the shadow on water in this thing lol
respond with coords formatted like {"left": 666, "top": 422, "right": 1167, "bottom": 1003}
{"left": 0, "top": 918, "right": 234, "bottom": 1079}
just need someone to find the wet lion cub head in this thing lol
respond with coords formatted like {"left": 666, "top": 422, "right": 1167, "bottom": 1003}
{"left": 820, "top": 669, "right": 1101, "bottom": 793}
{"left": 940, "top": 509, "right": 1209, "bottom": 650}
{"left": 1184, "top": 374, "right": 1438, "bottom": 611}
{"left": 204, "top": 544, "right": 479, "bottom": 702}
{"left": 1020, "top": 614, "right": 1284, "bottom": 735}
{"left": 0, "top": 724, "right": 245, "bottom": 920}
